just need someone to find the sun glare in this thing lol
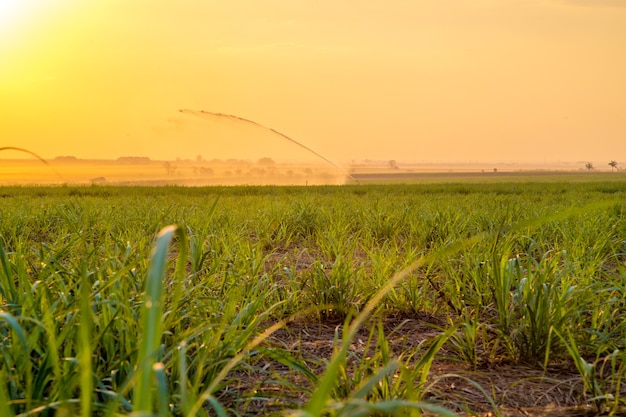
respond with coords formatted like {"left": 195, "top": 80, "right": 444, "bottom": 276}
{"left": 0, "top": 0, "right": 56, "bottom": 40}
{"left": 0, "top": 0, "right": 25, "bottom": 28}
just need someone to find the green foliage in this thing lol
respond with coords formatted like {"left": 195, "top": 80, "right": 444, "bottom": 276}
{"left": 0, "top": 179, "right": 623, "bottom": 415}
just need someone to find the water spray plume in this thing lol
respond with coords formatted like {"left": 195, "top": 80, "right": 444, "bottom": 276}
{"left": 0, "top": 146, "right": 66, "bottom": 183}
{"left": 179, "top": 109, "right": 359, "bottom": 184}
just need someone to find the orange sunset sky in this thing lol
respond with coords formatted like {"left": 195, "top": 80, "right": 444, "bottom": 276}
{"left": 1, "top": 0, "right": 625, "bottom": 165}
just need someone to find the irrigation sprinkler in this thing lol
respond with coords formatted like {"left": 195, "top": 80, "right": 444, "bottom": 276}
{"left": 0, "top": 146, "right": 66, "bottom": 183}
{"left": 179, "top": 109, "right": 359, "bottom": 184}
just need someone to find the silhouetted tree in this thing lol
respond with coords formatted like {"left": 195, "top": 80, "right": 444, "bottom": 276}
{"left": 388, "top": 160, "right": 399, "bottom": 170}
{"left": 609, "top": 160, "right": 618, "bottom": 172}
{"left": 163, "top": 161, "right": 177, "bottom": 176}
{"left": 585, "top": 162, "right": 594, "bottom": 171}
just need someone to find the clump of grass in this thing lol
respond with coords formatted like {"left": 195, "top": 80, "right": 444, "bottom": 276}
{"left": 303, "top": 258, "right": 365, "bottom": 321}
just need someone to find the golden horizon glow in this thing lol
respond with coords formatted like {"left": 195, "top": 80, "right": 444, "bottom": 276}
{"left": 1, "top": 0, "right": 625, "bottom": 166}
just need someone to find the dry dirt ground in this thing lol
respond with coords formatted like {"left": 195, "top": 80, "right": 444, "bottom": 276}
{"left": 225, "top": 316, "right": 618, "bottom": 416}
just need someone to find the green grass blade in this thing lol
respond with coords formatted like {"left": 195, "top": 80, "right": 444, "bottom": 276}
{"left": 0, "top": 368, "right": 15, "bottom": 417}
{"left": 349, "top": 360, "right": 398, "bottom": 401}
{"left": 134, "top": 225, "right": 179, "bottom": 413}
{"left": 153, "top": 362, "right": 171, "bottom": 417}
{"left": 0, "top": 311, "right": 27, "bottom": 349}
{"left": 0, "top": 244, "right": 16, "bottom": 304}
{"left": 177, "top": 341, "right": 191, "bottom": 416}
{"left": 338, "top": 398, "right": 460, "bottom": 417}
{"left": 79, "top": 267, "right": 93, "bottom": 417}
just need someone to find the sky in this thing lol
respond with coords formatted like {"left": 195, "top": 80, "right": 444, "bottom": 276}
{"left": 1, "top": 0, "right": 625, "bottom": 165}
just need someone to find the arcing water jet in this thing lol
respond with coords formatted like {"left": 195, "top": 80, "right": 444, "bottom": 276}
{"left": 179, "top": 109, "right": 358, "bottom": 184}
{"left": 0, "top": 146, "right": 66, "bottom": 182}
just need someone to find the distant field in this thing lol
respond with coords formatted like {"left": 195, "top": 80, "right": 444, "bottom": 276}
{"left": 351, "top": 170, "right": 626, "bottom": 184}
{"left": 1, "top": 158, "right": 623, "bottom": 186}
{"left": 0, "top": 180, "right": 625, "bottom": 416}
{"left": 0, "top": 159, "right": 345, "bottom": 186}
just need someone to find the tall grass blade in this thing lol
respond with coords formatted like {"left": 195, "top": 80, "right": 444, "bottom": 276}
{"left": 0, "top": 311, "right": 27, "bottom": 349}
{"left": 337, "top": 399, "right": 459, "bottom": 417}
{"left": 0, "top": 244, "right": 16, "bottom": 305}
{"left": 134, "top": 225, "right": 185, "bottom": 414}
{"left": 79, "top": 268, "right": 93, "bottom": 417}
{"left": 153, "top": 362, "right": 171, "bottom": 417}
{"left": 177, "top": 341, "right": 191, "bottom": 416}
{"left": 0, "top": 368, "right": 15, "bottom": 417}
{"left": 556, "top": 330, "right": 604, "bottom": 412}
{"left": 0, "top": 310, "right": 32, "bottom": 411}
{"left": 349, "top": 360, "right": 398, "bottom": 401}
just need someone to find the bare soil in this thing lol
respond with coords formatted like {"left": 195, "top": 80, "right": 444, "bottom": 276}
{"left": 225, "top": 316, "right": 621, "bottom": 416}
